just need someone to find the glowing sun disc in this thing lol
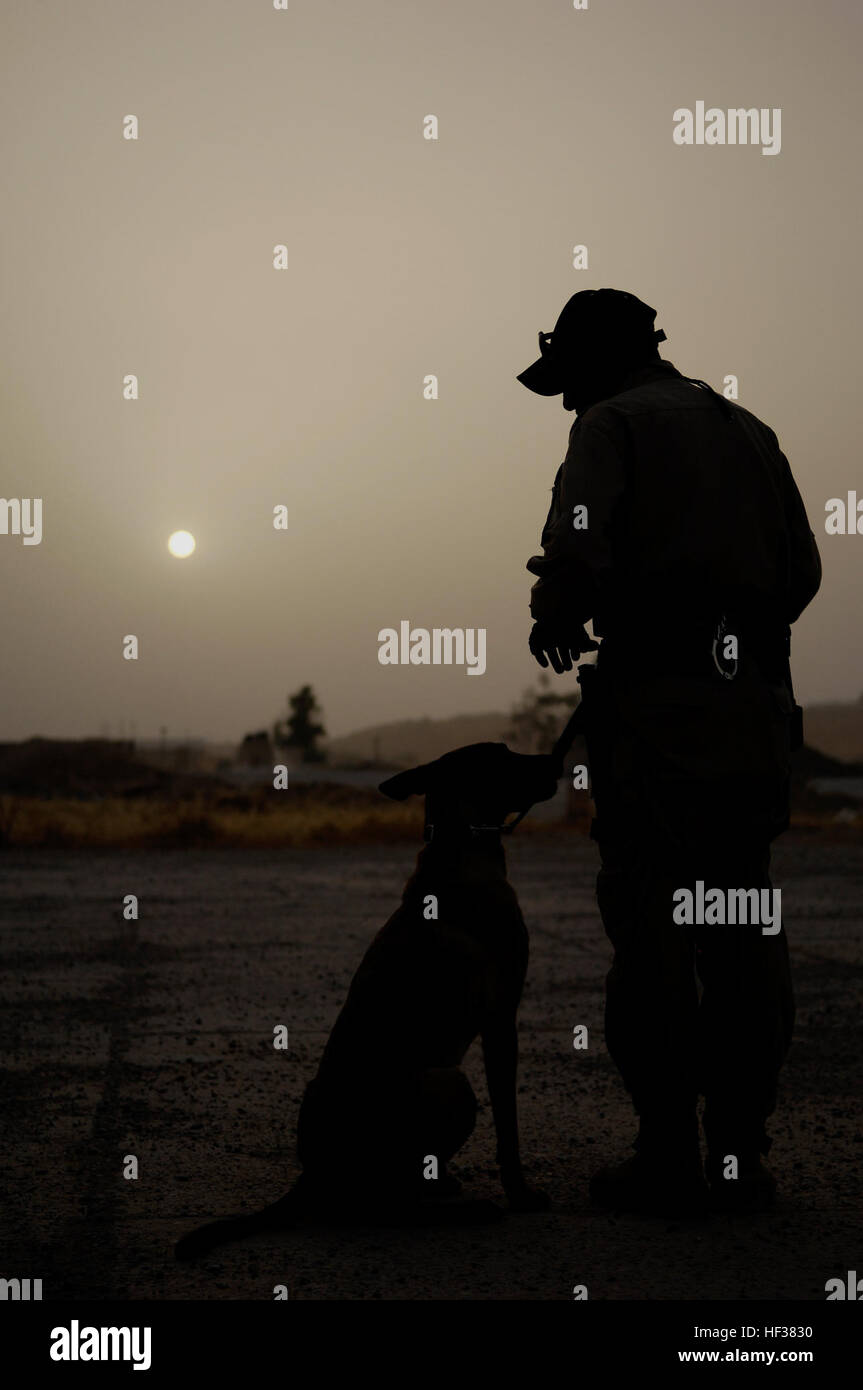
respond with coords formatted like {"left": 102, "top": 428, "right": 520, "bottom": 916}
{"left": 168, "top": 530, "right": 196, "bottom": 558}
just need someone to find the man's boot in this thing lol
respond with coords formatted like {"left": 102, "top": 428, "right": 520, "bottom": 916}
{"left": 704, "top": 1138, "right": 777, "bottom": 1212}
{"left": 590, "top": 1112, "right": 709, "bottom": 1218}
{"left": 703, "top": 1110, "right": 777, "bottom": 1211}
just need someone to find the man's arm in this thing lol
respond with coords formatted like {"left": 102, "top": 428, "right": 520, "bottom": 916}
{"left": 526, "top": 411, "right": 628, "bottom": 665}
{"left": 773, "top": 445, "right": 821, "bottom": 623}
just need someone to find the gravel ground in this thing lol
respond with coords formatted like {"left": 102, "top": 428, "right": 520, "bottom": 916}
{"left": 2, "top": 832, "right": 861, "bottom": 1301}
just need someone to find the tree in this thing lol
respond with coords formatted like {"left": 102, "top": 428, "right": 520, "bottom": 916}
{"left": 505, "top": 673, "right": 579, "bottom": 754}
{"left": 273, "top": 685, "right": 327, "bottom": 763}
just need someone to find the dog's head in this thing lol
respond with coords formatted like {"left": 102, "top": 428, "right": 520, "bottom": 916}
{"left": 378, "top": 742, "right": 560, "bottom": 831}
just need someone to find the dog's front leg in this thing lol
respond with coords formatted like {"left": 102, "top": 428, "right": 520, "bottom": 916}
{"left": 482, "top": 1018, "right": 549, "bottom": 1212}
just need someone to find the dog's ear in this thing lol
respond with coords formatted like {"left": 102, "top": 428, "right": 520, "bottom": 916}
{"left": 378, "top": 762, "right": 435, "bottom": 800}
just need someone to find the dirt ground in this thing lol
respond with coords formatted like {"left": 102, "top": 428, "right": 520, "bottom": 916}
{"left": 2, "top": 832, "right": 861, "bottom": 1301}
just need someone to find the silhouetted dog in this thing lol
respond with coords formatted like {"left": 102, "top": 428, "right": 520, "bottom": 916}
{"left": 175, "top": 743, "right": 559, "bottom": 1260}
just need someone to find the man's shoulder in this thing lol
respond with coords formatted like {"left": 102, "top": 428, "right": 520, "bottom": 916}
{"left": 582, "top": 368, "right": 779, "bottom": 447}
{"left": 575, "top": 364, "right": 694, "bottom": 432}
{"left": 723, "top": 397, "right": 779, "bottom": 446}
{"left": 604, "top": 365, "right": 716, "bottom": 415}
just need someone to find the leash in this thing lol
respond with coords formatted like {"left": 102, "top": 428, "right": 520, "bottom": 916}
{"left": 501, "top": 682, "right": 590, "bottom": 836}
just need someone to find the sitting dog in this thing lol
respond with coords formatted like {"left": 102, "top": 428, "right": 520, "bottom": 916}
{"left": 175, "top": 742, "right": 560, "bottom": 1260}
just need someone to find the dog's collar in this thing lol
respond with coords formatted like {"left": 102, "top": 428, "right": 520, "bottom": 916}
{"left": 423, "top": 823, "right": 505, "bottom": 843}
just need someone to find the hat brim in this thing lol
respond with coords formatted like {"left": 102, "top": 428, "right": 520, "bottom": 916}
{"left": 516, "top": 355, "right": 565, "bottom": 396}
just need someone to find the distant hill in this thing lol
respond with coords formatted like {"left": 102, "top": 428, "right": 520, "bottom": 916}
{"left": 0, "top": 739, "right": 229, "bottom": 798}
{"left": 802, "top": 703, "right": 863, "bottom": 765}
{"left": 791, "top": 742, "right": 862, "bottom": 780}
{"left": 327, "top": 702, "right": 863, "bottom": 778}
{"left": 326, "top": 712, "right": 512, "bottom": 767}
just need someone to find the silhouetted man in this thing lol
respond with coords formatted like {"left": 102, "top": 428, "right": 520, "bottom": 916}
{"left": 518, "top": 289, "right": 821, "bottom": 1214}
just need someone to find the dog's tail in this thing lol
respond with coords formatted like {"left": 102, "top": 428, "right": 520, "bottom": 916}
{"left": 174, "top": 1177, "right": 307, "bottom": 1262}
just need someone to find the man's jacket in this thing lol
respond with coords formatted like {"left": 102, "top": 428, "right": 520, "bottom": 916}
{"left": 526, "top": 361, "right": 822, "bottom": 642}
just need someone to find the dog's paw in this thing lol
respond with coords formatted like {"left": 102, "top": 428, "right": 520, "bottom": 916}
{"left": 506, "top": 1184, "right": 551, "bottom": 1213}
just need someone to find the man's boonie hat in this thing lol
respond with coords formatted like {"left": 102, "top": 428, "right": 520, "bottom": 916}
{"left": 517, "top": 288, "right": 667, "bottom": 396}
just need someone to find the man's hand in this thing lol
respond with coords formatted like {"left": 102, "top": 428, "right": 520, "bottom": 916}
{"left": 528, "top": 620, "right": 598, "bottom": 673}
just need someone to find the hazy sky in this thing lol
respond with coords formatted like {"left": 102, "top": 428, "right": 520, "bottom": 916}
{"left": 2, "top": 0, "right": 860, "bottom": 743}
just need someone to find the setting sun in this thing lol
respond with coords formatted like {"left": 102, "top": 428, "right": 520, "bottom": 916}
{"left": 167, "top": 530, "right": 196, "bottom": 558}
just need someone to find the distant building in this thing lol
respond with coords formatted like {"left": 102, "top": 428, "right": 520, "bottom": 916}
{"left": 238, "top": 730, "right": 274, "bottom": 767}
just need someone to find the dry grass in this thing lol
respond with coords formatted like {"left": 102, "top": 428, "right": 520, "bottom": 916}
{"left": 0, "top": 787, "right": 851, "bottom": 851}
{"left": 0, "top": 788, "right": 427, "bottom": 849}
{"left": 0, "top": 790, "right": 574, "bottom": 850}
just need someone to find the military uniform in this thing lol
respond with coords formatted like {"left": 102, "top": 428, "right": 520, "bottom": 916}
{"left": 526, "top": 359, "right": 821, "bottom": 1185}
